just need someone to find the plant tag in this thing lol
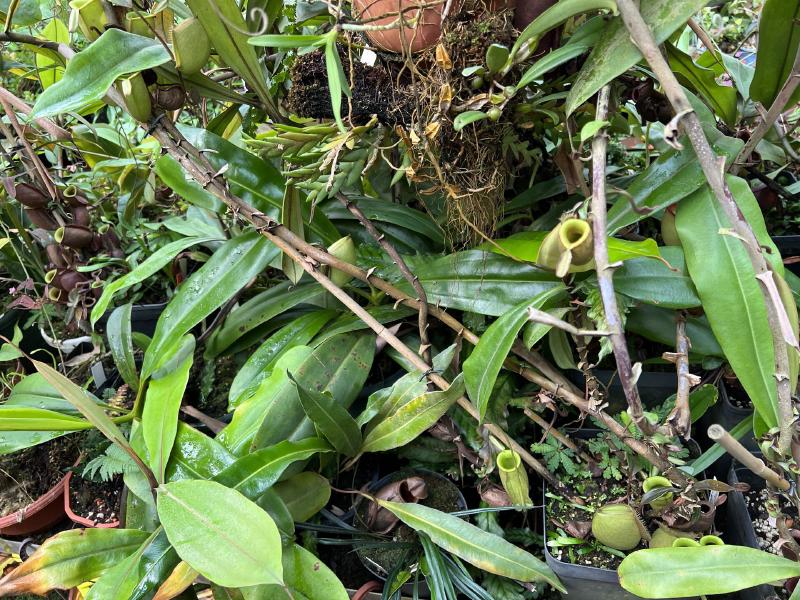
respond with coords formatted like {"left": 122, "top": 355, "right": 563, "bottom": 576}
{"left": 360, "top": 48, "right": 377, "bottom": 67}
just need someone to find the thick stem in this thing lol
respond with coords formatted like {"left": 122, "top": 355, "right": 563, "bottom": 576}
{"left": 590, "top": 85, "right": 654, "bottom": 435}
{"left": 666, "top": 315, "right": 692, "bottom": 438}
{"left": 615, "top": 0, "right": 795, "bottom": 454}
{"left": 708, "top": 424, "right": 790, "bottom": 490}
{"left": 336, "top": 193, "right": 431, "bottom": 364}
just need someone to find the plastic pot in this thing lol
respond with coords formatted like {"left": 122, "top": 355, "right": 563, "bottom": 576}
{"left": 96, "top": 302, "right": 167, "bottom": 337}
{"left": 698, "top": 380, "right": 755, "bottom": 477}
{"left": 726, "top": 461, "right": 775, "bottom": 600}
{"left": 0, "top": 473, "right": 69, "bottom": 536}
{"left": 63, "top": 472, "right": 121, "bottom": 529}
{"left": 774, "top": 235, "right": 800, "bottom": 277}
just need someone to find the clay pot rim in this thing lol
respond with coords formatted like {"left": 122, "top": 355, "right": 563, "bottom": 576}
{"left": 0, "top": 472, "right": 68, "bottom": 533}
{"left": 63, "top": 471, "right": 121, "bottom": 529}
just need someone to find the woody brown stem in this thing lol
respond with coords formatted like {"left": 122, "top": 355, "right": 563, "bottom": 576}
{"left": 590, "top": 85, "right": 655, "bottom": 436}
{"left": 336, "top": 192, "right": 431, "bottom": 364}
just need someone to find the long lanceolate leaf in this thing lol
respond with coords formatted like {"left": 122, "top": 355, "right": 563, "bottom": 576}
{"left": 618, "top": 546, "right": 800, "bottom": 598}
{"left": 360, "top": 375, "right": 465, "bottom": 454}
{"left": 676, "top": 182, "right": 779, "bottom": 433}
{"left": 107, "top": 304, "right": 138, "bottom": 391}
{"left": 750, "top": 0, "right": 800, "bottom": 109}
{"left": 91, "top": 235, "right": 219, "bottom": 325}
{"left": 32, "top": 359, "right": 154, "bottom": 484}
{"left": 0, "top": 529, "right": 150, "bottom": 596}
{"left": 84, "top": 528, "right": 180, "bottom": 600}
{"left": 31, "top": 29, "right": 171, "bottom": 117}
{"left": 142, "top": 341, "right": 194, "bottom": 483}
{"left": 212, "top": 437, "right": 333, "bottom": 500}
{"left": 140, "top": 232, "right": 279, "bottom": 380}
{"left": 375, "top": 500, "right": 564, "bottom": 591}
{"left": 464, "top": 287, "right": 565, "bottom": 422}
{"left": 292, "top": 376, "right": 362, "bottom": 456}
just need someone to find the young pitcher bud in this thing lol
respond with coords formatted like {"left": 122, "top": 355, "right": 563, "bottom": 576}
{"left": 661, "top": 205, "right": 680, "bottom": 246}
{"left": 173, "top": 17, "right": 211, "bottom": 75}
{"left": 496, "top": 449, "right": 532, "bottom": 508}
{"left": 536, "top": 218, "right": 594, "bottom": 277}
{"left": 120, "top": 74, "right": 152, "bottom": 122}
{"left": 327, "top": 236, "right": 356, "bottom": 287}
{"left": 591, "top": 504, "right": 643, "bottom": 551}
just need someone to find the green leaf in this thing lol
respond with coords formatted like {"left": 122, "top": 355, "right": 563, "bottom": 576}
{"left": 229, "top": 311, "right": 336, "bottom": 408}
{"left": 579, "top": 120, "right": 609, "bottom": 143}
{"left": 166, "top": 423, "right": 236, "bottom": 481}
{"left": 361, "top": 374, "right": 465, "bottom": 453}
{"left": 606, "top": 135, "right": 743, "bottom": 233}
{"left": 0, "top": 323, "right": 22, "bottom": 361}
{"left": 618, "top": 546, "right": 800, "bottom": 598}
{"left": 281, "top": 185, "right": 305, "bottom": 285}
{"left": 142, "top": 341, "right": 193, "bottom": 483}
{"left": 687, "top": 384, "right": 718, "bottom": 423}
{"left": 666, "top": 43, "right": 738, "bottom": 127}
{"left": 5, "top": 373, "right": 90, "bottom": 415}
{"left": 613, "top": 246, "right": 701, "bottom": 308}
{"left": 325, "top": 33, "right": 352, "bottom": 132}
{"left": 184, "top": 0, "right": 274, "bottom": 109}
{"left": 272, "top": 471, "right": 332, "bottom": 522}
{"left": 157, "top": 480, "right": 283, "bottom": 587}
{"left": 511, "top": 0, "right": 616, "bottom": 60}
{"left": 751, "top": 0, "right": 800, "bottom": 109}
{"left": 107, "top": 304, "right": 139, "bottom": 391}
{"left": 0, "top": 0, "right": 41, "bottom": 27}
{"left": 84, "top": 528, "right": 179, "bottom": 600}
{"left": 255, "top": 545, "right": 349, "bottom": 600}
{"left": 252, "top": 333, "right": 373, "bottom": 451}
{"left": 324, "top": 195, "right": 442, "bottom": 244}
{"left": 0, "top": 406, "right": 92, "bottom": 431}
{"left": 464, "top": 288, "right": 565, "bottom": 421}
{"left": 31, "top": 29, "right": 170, "bottom": 117}
{"left": 565, "top": 0, "right": 711, "bottom": 116}
{"left": 626, "top": 304, "right": 724, "bottom": 359}
{"left": 205, "top": 282, "right": 326, "bottom": 357}
{"left": 179, "top": 125, "right": 340, "bottom": 244}
{"left": 91, "top": 235, "right": 219, "bottom": 325}
{"left": 0, "top": 529, "right": 150, "bottom": 596}
{"left": 141, "top": 232, "right": 279, "bottom": 380}
{"left": 155, "top": 154, "right": 223, "bottom": 212}
{"left": 376, "top": 500, "right": 564, "bottom": 590}
{"left": 486, "top": 44, "right": 510, "bottom": 74}
{"left": 292, "top": 376, "right": 362, "bottom": 456}
{"left": 402, "top": 250, "right": 561, "bottom": 316}
{"left": 32, "top": 360, "right": 145, "bottom": 471}
{"left": 676, "top": 180, "right": 778, "bottom": 432}
{"left": 248, "top": 33, "right": 327, "bottom": 48}
{"left": 453, "top": 111, "right": 489, "bottom": 131}
{"left": 35, "top": 19, "right": 68, "bottom": 89}
{"left": 212, "top": 437, "right": 333, "bottom": 500}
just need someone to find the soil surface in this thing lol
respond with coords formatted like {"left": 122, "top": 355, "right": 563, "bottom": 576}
{"left": 742, "top": 487, "right": 796, "bottom": 599}
{"left": 69, "top": 473, "right": 122, "bottom": 525}
{"left": 0, "top": 436, "right": 80, "bottom": 517}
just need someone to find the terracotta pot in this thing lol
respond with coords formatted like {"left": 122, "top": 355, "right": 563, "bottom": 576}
{"left": 0, "top": 474, "right": 69, "bottom": 536}
{"left": 63, "top": 472, "right": 121, "bottom": 529}
{"left": 352, "top": 0, "right": 446, "bottom": 52}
